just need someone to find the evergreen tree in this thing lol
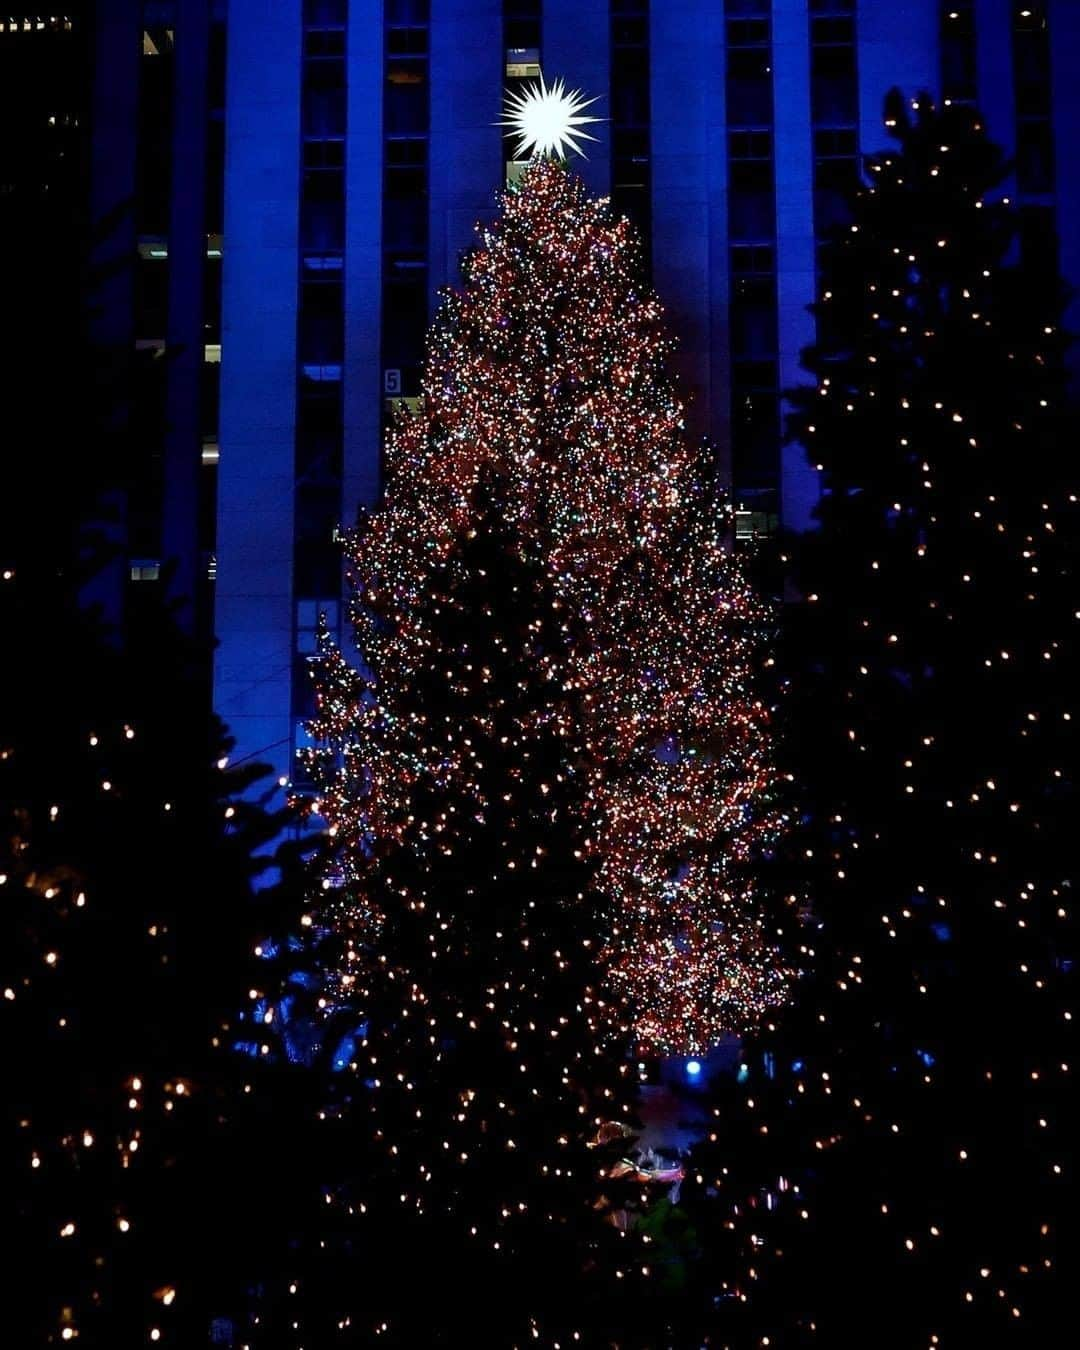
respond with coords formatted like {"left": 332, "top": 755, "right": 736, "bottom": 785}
{"left": 683, "top": 91, "right": 1078, "bottom": 1346}
{"left": 2, "top": 107, "right": 327, "bottom": 1345}
{"left": 260, "top": 159, "right": 784, "bottom": 1344}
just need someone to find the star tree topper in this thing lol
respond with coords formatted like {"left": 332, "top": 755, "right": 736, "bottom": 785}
{"left": 499, "top": 72, "right": 602, "bottom": 161}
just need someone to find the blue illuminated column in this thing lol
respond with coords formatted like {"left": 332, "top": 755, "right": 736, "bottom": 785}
{"left": 1049, "top": 0, "right": 1080, "bottom": 399}
{"left": 215, "top": 1, "right": 302, "bottom": 790}
{"left": 856, "top": 0, "right": 937, "bottom": 152}
{"left": 651, "top": 1, "right": 730, "bottom": 462}
{"left": 344, "top": 6, "right": 384, "bottom": 519}
{"left": 543, "top": 0, "right": 611, "bottom": 197}
{"left": 773, "top": 0, "right": 818, "bottom": 531}
{"left": 429, "top": 0, "right": 503, "bottom": 300}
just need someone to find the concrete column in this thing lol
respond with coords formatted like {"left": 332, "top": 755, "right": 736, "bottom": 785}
{"left": 857, "top": 0, "right": 938, "bottom": 153}
{"left": 214, "top": 0, "right": 302, "bottom": 786}
{"left": 543, "top": 0, "right": 611, "bottom": 198}
{"left": 773, "top": 0, "right": 819, "bottom": 529}
{"left": 651, "top": 0, "right": 729, "bottom": 466}
{"left": 428, "top": 0, "right": 504, "bottom": 302}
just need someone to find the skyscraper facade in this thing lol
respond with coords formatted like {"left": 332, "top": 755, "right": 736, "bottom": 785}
{"left": 9, "top": 3, "right": 229, "bottom": 641}
{"left": 212, "top": 0, "right": 1080, "bottom": 790}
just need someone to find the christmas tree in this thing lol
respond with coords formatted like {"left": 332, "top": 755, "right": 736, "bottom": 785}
{"left": 2, "top": 151, "right": 329, "bottom": 1345}
{"left": 681, "top": 91, "right": 1078, "bottom": 1345}
{"left": 271, "top": 157, "right": 785, "bottom": 1341}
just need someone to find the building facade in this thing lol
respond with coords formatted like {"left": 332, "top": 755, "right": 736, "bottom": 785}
{"left": 201, "top": 0, "right": 1080, "bottom": 791}
{"left": 2, "top": 4, "right": 228, "bottom": 643}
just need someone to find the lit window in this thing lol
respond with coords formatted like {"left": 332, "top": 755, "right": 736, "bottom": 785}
{"left": 506, "top": 48, "right": 540, "bottom": 79}
{"left": 130, "top": 559, "right": 160, "bottom": 582}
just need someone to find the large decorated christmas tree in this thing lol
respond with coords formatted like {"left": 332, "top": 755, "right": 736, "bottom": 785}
{"left": 272, "top": 144, "right": 785, "bottom": 1340}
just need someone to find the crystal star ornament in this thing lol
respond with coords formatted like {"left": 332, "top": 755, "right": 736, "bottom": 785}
{"left": 499, "top": 73, "right": 602, "bottom": 161}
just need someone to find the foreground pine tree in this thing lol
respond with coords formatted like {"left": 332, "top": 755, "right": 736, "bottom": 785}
{"left": 3, "top": 135, "right": 327, "bottom": 1346}
{"left": 259, "top": 160, "right": 784, "bottom": 1343}
{"left": 683, "top": 91, "right": 1078, "bottom": 1346}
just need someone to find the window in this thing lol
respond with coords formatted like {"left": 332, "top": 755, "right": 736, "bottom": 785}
{"left": 506, "top": 47, "right": 540, "bottom": 78}
{"left": 731, "top": 388, "right": 780, "bottom": 483}
{"left": 1016, "top": 119, "right": 1055, "bottom": 194}
{"left": 385, "top": 137, "right": 426, "bottom": 197}
{"left": 299, "top": 277, "right": 344, "bottom": 366}
{"left": 726, "top": 18, "right": 769, "bottom": 47}
{"left": 295, "top": 491, "right": 344, "bottom": 597}
{"left": 1013, "top": 6, "right": 1052, "bottom": 117}
{"left": 731, "top": 276, "right": 778, "bottom": 360}
{"left": 130, "top": 559, "right": 161, "bottom": 582}
{"left": 813, "top": 157, "right": 858, "bottom": 231}
{"left": 811, "top": 42, "right": 857, "bottom": 125}
{"left": 726, "top": 47, "right": 773, "bottom": 125}
{"left": 504, "top": 0, "right": 540, "bottom": 51}
{"left": 729, "top": 129, "right": 772, "bottom": 160}
{"left": 813, "top": 127, "right": 856, "bottom": 158}
{"left": 729, "top": 160, "right": 775, "bottom": 240}
{"left": 304, "top": 59, "right": 347, "bottom": 138}
{"left": 305, "top": 0, "right": 346, "bottom": 23}
{"left": 731, "top": 244, "right": 774, "bottom": 274}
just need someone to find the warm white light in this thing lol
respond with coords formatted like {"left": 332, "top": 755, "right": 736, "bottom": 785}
{"left": 499, "top": 72, "right": 602, "bottom": 161}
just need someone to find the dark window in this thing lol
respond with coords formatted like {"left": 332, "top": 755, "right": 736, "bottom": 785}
{"left": 382, "top": 273, "right": 429, "bottom": 366}
{"left": 1013, "top": 10, "right": 1052, "bottom": 117}
{"left": 811, "top": 42, "right": 857, "bottom": 125}
{"left": 304, "top": 139, "right": 346, "bottom": 169}
{"left": 813, "top": 156, "right": 858, "bottom": 231}
{"left": 731, "top": 243, "right": 775, "bottom": 274}
{"left": 813, "top": 127, "right": 856, "bottom": 157}
{"left": 731, "top": 388, "right": 780, "bottom": 486}
{"left": 729, "top": 129, "right": 772, "bottom": 160}
{"left": 731, "top": 275, "right": 778, "bottom": 360}
{"left": 299, "top": 277, "right": 344, "bottom": 365}
{"left": 386, "top": 0, "right": 430, "bottom": 22}
{"left": 726, "top": 17, "right": 770, "bottom": 46}
{"left": 726, "top": 47, "right": 773, "bottom": 125}
{"left": 300, "top": 169, "right": 345, "bottom": 252}
{"left": 504, "top": 0, "right": 541, "bottom": 50}
{"left": 811, "top": 16, "right": 854, "bottom": 43}
{"left": 303, "top": 59, "right": 347, "bottom": 138}
{"left": 387, "top": 25, "right": 428, "bottom": 55}
{"left": 305, "top": 0, "right": 347, "bottom": 23}
{"left": 306, "top": 28, "right": 345, "bottom": 56}
{"left": 729, "top": 160, "right": 775, "bottom": 240}
{"left": 1016, "top": 119, "right": 1055, "bottom": 194}
{"left": 385, "top": 137, "right": 427, "bottom": 197}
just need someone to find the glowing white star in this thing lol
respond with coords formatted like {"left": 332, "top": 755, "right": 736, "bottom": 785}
{"left": 499, "top": 73, "right": 602, "bottom": 161}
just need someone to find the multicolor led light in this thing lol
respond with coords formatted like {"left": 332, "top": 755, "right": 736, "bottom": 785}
{"left": 306, "top": 158, "right": 787, "bottom": 1063}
